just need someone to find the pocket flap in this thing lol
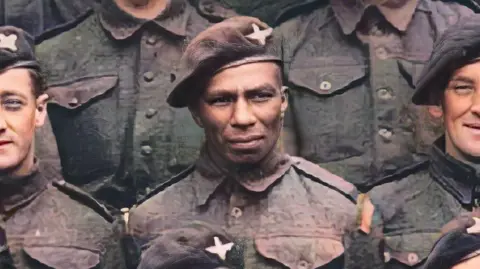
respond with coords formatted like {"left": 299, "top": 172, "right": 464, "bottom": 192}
{"left": 288, "top": 56, "right": 366, "bottom": 96}
{"left": 384, "top": 232, "right": 441, "bottom": 266}
{"left": 47, "top": 75, "right": 118, "bottom": 110}
{"left": 255, "top": 235, "right": 344, "bottom": 269}
{"left": 23, "top": 246, "right": 100, "bottom": 269}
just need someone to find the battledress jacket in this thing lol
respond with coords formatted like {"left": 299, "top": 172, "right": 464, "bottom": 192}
{"left": 361, "top": 137, "right": 480, "bottom": 269}
{"left": 128, "top": 151, "right": 358, "bottom": 269}
{"left": 0, "top": 161, "right": 126, "bottom": 269}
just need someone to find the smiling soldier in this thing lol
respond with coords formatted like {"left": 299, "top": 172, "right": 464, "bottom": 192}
{"left": 354, "top": 14, "right": 480, "bottom": 269}
{"left": 128, "top": 16, "right": 358, "bottom": 269}
{"left": 0, "top": 26, "right": 126, "bottom": 269}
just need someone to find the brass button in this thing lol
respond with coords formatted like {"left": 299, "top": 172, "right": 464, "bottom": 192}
{"left": 378, "top": 129, "right": 393, "bottom": 141}
{"left": 145, "top": 108, "right": 157, "bottom": 119}
{"left": 319, "top": 81, "right": 332, "bottom": 91}
{"left": 408, "top": 253, "right": 419, "bottom": 265}
{"left": 144, "top": 71, "right": 154, "bottom": 82}
{"left": 377, "top": 88, "right": 393, "bottom": 100}
{"left": 202, "top": 0, "right": 215, "bottom": 13}
{"left": 141, "top": 145, "right": 153, "bottom": 156}
{"left": 146, "top": 36, "right": 157, "bottom": 45}
{"left": 231, "top": 207, "right": 242, "bottom": 218}
{"left": 370, "top": 25, "right": 383, "bottom": 36}
{"left": 376, "top": 47, "right": 388, "bottom": 60}
{"left": 168, "top": 158, "right": 177, "bottom": 167}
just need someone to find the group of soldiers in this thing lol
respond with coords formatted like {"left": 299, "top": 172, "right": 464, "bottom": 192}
{"left": 2, "top": 0, "right": 480, "bottom": 268}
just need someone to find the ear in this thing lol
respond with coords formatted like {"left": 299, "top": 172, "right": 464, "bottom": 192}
{"left": 428, "top": 105, "right": 443, "bottom": 119}
{"left": 280, "top": 86, "right": 288, "bottom": 118}
{"left": 188, "top": 105, "right": 204, "bottom": 129}
{"left": 35, "top": 93, "right": 49, "bottom": 127}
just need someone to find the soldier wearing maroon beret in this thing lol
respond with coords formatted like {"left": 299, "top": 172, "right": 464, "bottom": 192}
{"left": 128, "top": 16, "right": 358, "bottom": 269}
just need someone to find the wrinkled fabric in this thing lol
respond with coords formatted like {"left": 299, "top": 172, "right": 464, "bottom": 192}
{"left": 356, "top": 137, "right": 480, "bottom": 269}
{"left": 0, "top": 162, "right": 126, "bottom": 269}
{"left": 128, "top": 149, "right": 357, "bottom": 269}
{"left": 36, "top": 0, "right": 224, "bottom": 210}
{"left": 0, "top": 0, "right": 99, "bottom": 38}
{"left": 276, "top": 0, "right": 473, "bottom": 189}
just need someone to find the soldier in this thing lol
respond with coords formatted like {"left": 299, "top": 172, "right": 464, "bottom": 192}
{"left": 0, "top": 0, "right": 99, "bottom": 39}
{"left": 128, "top": 16, "right": 358, "bottom": 269}
{"left": 272, "top": 0, "right": 476, "bottom": 190}
{"left": 0, "top": 26, "right": 126, "bottom": 269}
{"left": 35, "top": 0, "right": 238, "bottom": 211}
{"left": 355, "top": 14, "right": 480, "bottom": 269}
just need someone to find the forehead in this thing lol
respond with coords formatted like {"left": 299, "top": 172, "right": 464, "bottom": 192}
{"left": 205, "top": 62, "right": 281, "bottom": 93}
{"left": 450, "top": 61, "right": 480, "bottom": 80}
{"left": 0, "top": 68, "right": 33, "bottom": 94}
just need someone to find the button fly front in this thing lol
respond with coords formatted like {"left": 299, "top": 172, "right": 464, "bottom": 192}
{"left": 231, "top": 207, "right": 242, "bottom": 218}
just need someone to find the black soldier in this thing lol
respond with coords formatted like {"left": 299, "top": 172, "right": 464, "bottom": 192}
{"left": 354, "top": 13, "right": 480, "bottom": 269}
{"left": 0, "top": 25, "right": 126, "bottom": 269}
{"left": 272, "top": 0, "right": 476, "bottom": 190}
{"left": 128, "top": 16, "right": 358, "bottom": 269}
{"left": 35, "top": 0, "right": 238, "bottom": 211}
{"left": 0, "top": 0, "right": 100, "bottom": 39}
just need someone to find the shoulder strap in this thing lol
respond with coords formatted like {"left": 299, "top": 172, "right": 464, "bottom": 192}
{"left": 52, "top": 180, "right": 114, "bottom": 223}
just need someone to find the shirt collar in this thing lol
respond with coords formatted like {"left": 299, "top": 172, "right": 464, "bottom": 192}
{"left": 99, "top": 0, "right": 189, "bottom": 40}
{"left": 192, "top": 145, "right": 292, "bottom": 206}
{"left": 330, "top": 0, "right": 421, "bottom": 35}
{"left": 0, "top": 160, "right": 50, "bottom": 215}
{"left": 429, "top": 137, "right": 480, "bottom": 206}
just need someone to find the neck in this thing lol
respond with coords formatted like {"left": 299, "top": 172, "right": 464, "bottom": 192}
{"left": 202, "top": 143, "right": 286, "bottom": 183}
{"left": 114, "top": 0, "right": 168, "bottom": 19}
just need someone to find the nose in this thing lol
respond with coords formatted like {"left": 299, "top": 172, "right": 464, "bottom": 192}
{"left": 0, "top": 114, "right": 7, "bottom": 133}
{"left": 231, "top": 98, "right": 256, "bottom": 128}
{"left": 471, "top": 91, "right": 480, "bottom": 116}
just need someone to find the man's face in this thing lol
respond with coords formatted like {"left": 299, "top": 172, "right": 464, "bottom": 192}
{"left": 430, "top": 61, "right": 480, "bottom": 161}
{"left": 191, "top": 62, "right": 287, "bottom": 164}
{"left": 0, "top": 68, "right": 47, "bottom": 174}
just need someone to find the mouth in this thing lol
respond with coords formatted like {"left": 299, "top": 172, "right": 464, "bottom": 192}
{"left": 0, "top": 141, "right": 12, "bottom": 147}
{"left": 464, "top": 123, "right": 480, "bottom": 130}
{"left": 227, "top": 135, "right": 264, "bottom": 150}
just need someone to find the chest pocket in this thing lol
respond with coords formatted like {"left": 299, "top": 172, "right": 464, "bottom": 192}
{"left": 46, "top": 74, "right": 119, "bottom": 180}
{"left": 383, "top": 232, "right": 441, "bottom": 267}
{"left": 255, "top": 234, "right": 344, "bottom": 269}
{"left": 22, "top": 247, "right": 100, "bottom": 269}
{"left": 286, "top": 55, "right": 368, "bottom": 163}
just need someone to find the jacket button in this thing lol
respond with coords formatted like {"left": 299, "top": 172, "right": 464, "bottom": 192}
{"left": 377, "top": 88, "right": 393, "bottom": 100}
{"left": 144, "top": 71, "right": 154, "bottom": 82}
{"left": 319, "top": 81, "right": 332, "bottom": 91}
{"left": 408, "top": 253, "right": 419, "bottom": 265}
{"left": 202, "top": 0, "right": 215, "bottom": 13}
{"left": 145, "top": 108, "right": 157, "bottom": 119}
{"left": 141, "top": 145, "right": 153, "bottom": 156}
{"left": 230, "top": 207, "right": 242, "bottom": 218}
{"left": 376, "top": 47, "right": 388, "bottom": 60}
{"left": 384, "top": 252, "right": 391, "bottom": 263}
{"left": 146, "top": 36, "right": 157, "bottom": 45}
{"left": 378, "top": 129, "right": 393, "bottom": 141}
{"left": 68, "top": 97, "right": 79, "bottom": 107}
{"left": 298, "top": 260, "right": 309, "bottom": 269}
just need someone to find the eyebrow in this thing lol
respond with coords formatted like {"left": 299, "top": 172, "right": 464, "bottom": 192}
{"left": 449, "top": 76, "right": 475, "bottom": 84}
{"left": 208, "top": 83, "right": 278, "bottom": 95}
{"left": 0, "top": 90, "right": 28, "bottom": 100}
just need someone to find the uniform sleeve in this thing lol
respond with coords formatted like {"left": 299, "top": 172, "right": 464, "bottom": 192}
{"left": 343, "top": 193, "right": 386, "bottom": 269}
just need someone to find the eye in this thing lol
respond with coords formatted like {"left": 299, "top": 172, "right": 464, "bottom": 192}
{"left": 2, "top": 98, "right": 24, "bottom": 110}
{"left": 208, "top": 96, "right": 233, "bottom": 106}
{"left": 452, "top": 85, "right": 474, "bottom": 95}
{"left": 250, "top": 92, "right": 274, "bottom": 102}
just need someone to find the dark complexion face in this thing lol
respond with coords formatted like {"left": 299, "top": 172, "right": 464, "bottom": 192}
{"left": 190, "top": 62, "right": 287, "bottom": 165}
{"left": 0, "top": 68, "right": 47, "bottom": 176}
{"left": 429, "top": 61, "right": 480, "bottom": 162}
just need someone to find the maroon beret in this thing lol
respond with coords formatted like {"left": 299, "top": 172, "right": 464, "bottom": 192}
{"left": 167, "top": 16, "right": 281, "bottom": 108}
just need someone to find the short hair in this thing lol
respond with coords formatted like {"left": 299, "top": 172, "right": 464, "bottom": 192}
{"left": 138, "top": 241, "right": 230, "bottom": 269}
{"left": 27, "top": 67, "right": 46, "bottom": 97}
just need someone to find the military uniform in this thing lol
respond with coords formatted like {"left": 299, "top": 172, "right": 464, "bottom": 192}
{"left": 353, "top": 14, "right": 480, "bottom": 269}
{"left": 0, "top": 0, "right": 99, "bottom": 39}
{"left": 128, "top": 17, "right": 357, "bottom": 269}
{"left": 274, "top": 0, "right": 474, "bottom": 189}
{"left": 35, "top": 0, "right": 232, "bottom": 210}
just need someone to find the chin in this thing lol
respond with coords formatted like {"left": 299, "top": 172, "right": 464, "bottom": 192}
{"left": 227, "top": 152, "right": 264, "bottom": 165}
{"left": 0, "top": 156, "right": 21, "bottom": 172}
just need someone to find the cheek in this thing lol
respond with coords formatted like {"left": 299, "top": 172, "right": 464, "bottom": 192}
{"left": 443, "top": 95, "right": 470, "bottom": 123}
{"left": 7, "top": 111, "right": 36, "bottom": 140}
{"left": 199, "top": 107, "right": 231, "bottom": 137}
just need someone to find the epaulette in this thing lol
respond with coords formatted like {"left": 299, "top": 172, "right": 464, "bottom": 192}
{"left": 35, "top": 8, "right": 94, "bottom": 45}
{"left": 360, "top": 157, "right": 430, "bottom": 193}
{"left": 52, "top": 180, "right": 114, "bottom": 223}
{"left": 290, "top": 156, "right": 357, "bottom": 204}
{"left": 135, "top": 164, "right": 196, "bottom": 206}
